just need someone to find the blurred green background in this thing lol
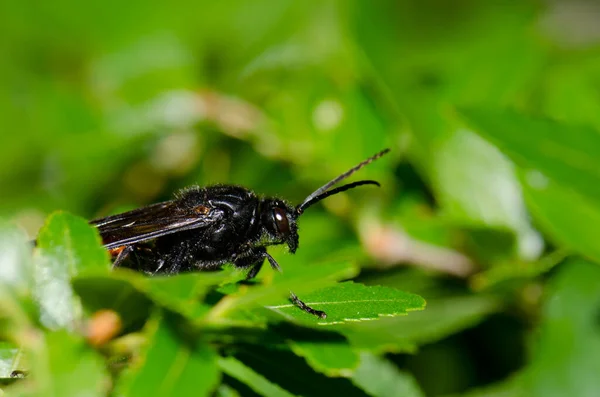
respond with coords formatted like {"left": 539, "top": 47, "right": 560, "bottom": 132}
{"left": 3, "top": 0, "right": 600, "bottom": 395}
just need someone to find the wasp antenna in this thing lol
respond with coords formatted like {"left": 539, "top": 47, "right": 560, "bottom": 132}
{"left": 296, "top": 180, "right": 380, "bottom": 215}
{"left": 296, "top": 148, "right": 390, "bottom": 215}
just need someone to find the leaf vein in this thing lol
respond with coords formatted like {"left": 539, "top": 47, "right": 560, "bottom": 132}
{"left": 266, "top": 298, "right": 409, "bottom": 309}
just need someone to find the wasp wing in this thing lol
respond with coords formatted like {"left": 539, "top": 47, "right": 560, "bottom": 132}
{"left": 90, "top": 200, "right": 222, "bottom": 249}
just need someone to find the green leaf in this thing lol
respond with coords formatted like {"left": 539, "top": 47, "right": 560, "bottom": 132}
{"left": 0, "top": 226, "right": 35, "bottom": 339}
{"left": 521, "top": 173, "right": 600, "bottom": 264}
{"left": 352, "top": 353, "right": 424, "bottom": 397}
{"left": 541, "top": 57, "right": 600, "bottom": 131}
{"left": 230, "top": 345, "right": 367, "bottom": 397}
{"left": 218, "top": 356, "right": 295, "bottom": 397}
{"left": 72, "top": 271, "right": 154, "bottom": 330}
{"left": 425, "top": 125, "right": 540, "bottom": 260}
{"left": 0, "top": 342, "right": 22, "bottom": 378}
{"left": 73, "top": 271, "right": 233, "bottom": 336}
{"left": 265, "top": 282, "right": 425, "bottom": 325}
{"left": 460, "top": 108, "right": 600, "bottom": 205}
{"left": 339, "top": 295, "right": 499, "bottom": 353}
{"left": 27, "top": 331, "right": 109, "bottom": 397}
{"left": 459, "top": 373, "right": 527, "bottom": 397}
{"left": 142, "top": 271, "right": 235, "bottom": 319}
{"left": 471, "top": 250, "right": 567, "bottom": 291}
{"left": 33, "top": 211, "right": 109, "bottom": 329}
{"left": 358, "top": 10, "right": 542, "bottom": 260}
{"left": 0, "top": 291, "right": 34, "bottom": 342}
{"left": 289, "top": 340, "right": 359, "bottom": 377}
{"left": 214, "top": 384, "right": 242, "bottom": 397}
{"left": 460, "top": 109, "right": 600, "bottom": 264}
{"left": 0, "top": 225, "right": 34, "bottom": 293}
{"left": 116, "top": 313, "right": 221, "bottom": 397}
{"left": 205, "top": 260, "right": 359, "bottom": 325}
{"left": 36, "top": 211, "right": 110, "bottom": 273}
{"left": 73, "top": 267, "right": 235, "bottom": 329}
{"left": 522, "top": 259, "right": 600, "bottom": 396}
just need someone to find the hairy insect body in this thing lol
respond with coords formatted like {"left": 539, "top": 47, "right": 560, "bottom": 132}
{"left": 123, "top": 185, "right": 282, "bottom": 276}
{"left": 89, "top": 149, "right": 390, "bottom": 318}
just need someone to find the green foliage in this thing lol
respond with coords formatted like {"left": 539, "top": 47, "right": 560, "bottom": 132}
{"left": 34, "top": 212, "right": 110, "bottom": 330}
{"left": 115, "top": 314, "right": 220, "bottom": 397}
{"left": 352, "top": 353, "right": 424, "bottom": 397}
{"left": 461, "top": 108, "right": 600, "bottom": 204}
{"left": 2, "top": 0, "right": 600, "bottom": 395}
{"left": 34, "top": 331, "right": 109, "bottom": 397}
{"left": 266, "top": 282, "right": 425, "bottom": 325}
{"left": 523, "top": 260, "right": 600, "bottom": 397}
{"left": 0, "top": 214, "right": 425, "bottom": 395}
{"left": 218, "top": 356, "right": 295, "bottom": 397}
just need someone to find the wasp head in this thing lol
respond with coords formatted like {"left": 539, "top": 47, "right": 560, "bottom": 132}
{"left": 260, "top": 199, "right": 299, "bottom": 253}
{"left": 259, "top": 148, "right": 391, "bottom": 256}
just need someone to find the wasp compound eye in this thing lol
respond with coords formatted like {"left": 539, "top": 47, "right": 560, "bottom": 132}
{"left": 273, "top": 207, "right": 290, "bottom": 236}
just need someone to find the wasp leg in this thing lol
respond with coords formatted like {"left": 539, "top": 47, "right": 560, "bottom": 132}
{"left": 112, "top": 245, "right": 134, "bottom": 269}
{"left": 290, "top": 291, "right": 327, "bottom": 319}
{"left": 232, "top": 249, "right": 264, "bottom": 280}
{"left": 235, "top": 250, "right": 326, "bottom": 318}
{"left": 163, "top": 246, "right": 190, "bottom": 275}
{"left": 263, "top": 251, "right": 282, "bottom": 273}
{"left": 246, "top": 259, "right": 264, "bottom": 280}
{"left": 246, "top": 261, "right": 263, "bottom": 280}
{"left": 234, "top": 247, "right": 282, "bottom": 280}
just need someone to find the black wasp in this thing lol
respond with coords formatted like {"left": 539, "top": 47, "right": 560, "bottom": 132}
{"left": 91, "top": 149, "right": 390, "bottom": 318}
